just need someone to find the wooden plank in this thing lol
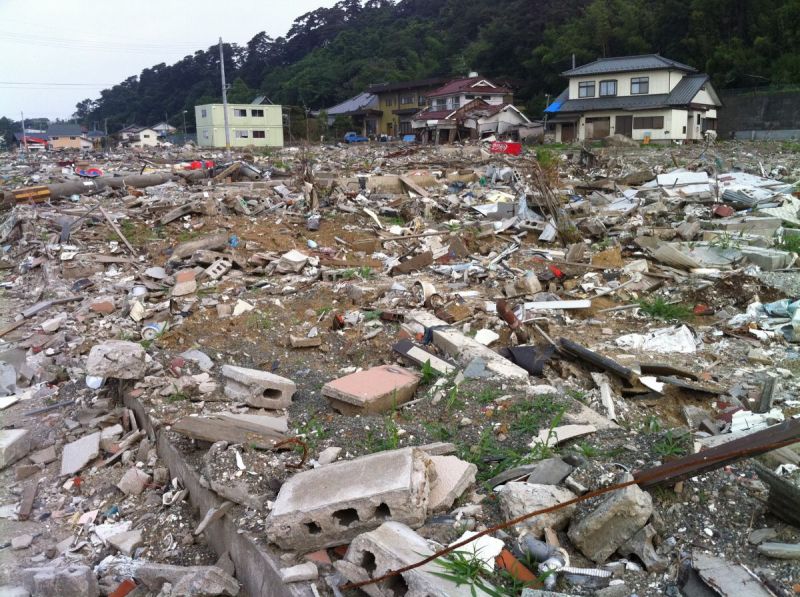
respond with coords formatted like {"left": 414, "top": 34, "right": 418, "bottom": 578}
{"left": 399, "top": 175, "right": 430, "bottom": 198}
{"left": 0, "top": 319, "right": 26, "bottom": 339}
{"left": 171, "top": 413, "right": 287, "bottom": 449}
{"left": 98, "top": 206, "right": 136, "bottom": 255}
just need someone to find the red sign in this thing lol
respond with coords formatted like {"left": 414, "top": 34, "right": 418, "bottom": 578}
{"left": 489, "top": 141, "right": 522, "bottom": 156}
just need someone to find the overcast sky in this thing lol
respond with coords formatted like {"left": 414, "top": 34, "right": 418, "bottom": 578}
{"left": 0, "top": 0, "right": 339, "bottom": 122}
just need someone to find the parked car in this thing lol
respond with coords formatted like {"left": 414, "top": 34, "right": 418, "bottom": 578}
{"left": 343, "top": 131, "right": 368, "bottom": 143}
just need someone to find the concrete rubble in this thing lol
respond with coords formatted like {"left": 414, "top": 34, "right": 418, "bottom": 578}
{"left": 1, "top": 139, "right": 799, "bottom": 595}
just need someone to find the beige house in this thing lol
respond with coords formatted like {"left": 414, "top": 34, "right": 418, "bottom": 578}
{"left": 195, "top": 103, "right": 283, "bottom": 148}
{"left": 545, "top": 55, "right": 721, "bottom": 143}
{"left": 118, "top": 125, "right": 160, "bottom": 147}
{"left": 46, "top": 123, "right": 90, "bottom": 150}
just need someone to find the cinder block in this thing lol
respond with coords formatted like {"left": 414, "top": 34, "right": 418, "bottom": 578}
{"left": 0, "top": 429, "right": 31, "bottom": 470}
{"left": 266, "top": 448, "right": 432, "bottom": 551}
{"left": 322, "top": 365, "right": 420, "bottom": 415}
{"left": 220, "top": 364, "right": 295, "bottom": 409}
{"left": 335, "top": 522, "right": 492, "bottom": 597}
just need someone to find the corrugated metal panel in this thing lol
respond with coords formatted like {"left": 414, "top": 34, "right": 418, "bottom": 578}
{"left": 556, "top": 93, "right": 671, "bottom": 113}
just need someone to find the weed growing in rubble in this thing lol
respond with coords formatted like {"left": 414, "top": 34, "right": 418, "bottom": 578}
{"left": 432, "top": 550, "right": 509, "bottom": 597}
{"left": 362, "top": 309, "right": 382, "bottom": 322}
{"left": 357, "top": 266, "right": 374, "bottom": 279}
{"left": 475, "top": 387, "right": 501, "bottom": 405}
{"left": 528, "top": 406, "right": 566, "bottom": 461}
{"left": 642, "top": 415, "right": 662, "bottom": 433}
{"left": 637, "top": 297, "right": 691, "bottom": 321}
{"left": 363, "top": 416, "right": 401, "bottom": 452}
{"left": 709, "top": 230, "right": 745, "bottom": 251}
{"left": 423, "top": 422, "right": 456, "bottom": 442}
{"left": 420, "top": 360, "right": 440, "bottom": 385}
{"left": 445, "top": 384, "right": 464, "bottom": 411}
{"left": 774, "top": 234, "right": 800, "bottom": 254}
{"left": 654, "top": 430, "right": 689, "bottom": 457}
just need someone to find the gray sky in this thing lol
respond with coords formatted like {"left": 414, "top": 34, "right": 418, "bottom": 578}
{"left": 0, "top": 0, "right": 338, "bottom": 121}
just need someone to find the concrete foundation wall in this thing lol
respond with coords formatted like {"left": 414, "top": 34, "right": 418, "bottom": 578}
{"left": 717, "top": 90, "right": 800, "bottom": 140}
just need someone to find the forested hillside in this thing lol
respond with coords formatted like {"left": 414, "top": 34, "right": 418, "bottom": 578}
{"left": 74, "top": 0, "right": 800, "bottom": 134}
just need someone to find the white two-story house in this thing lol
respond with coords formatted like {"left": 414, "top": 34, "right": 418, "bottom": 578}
{"left": 545, "top": 54, "right": 721, "bottom": 143}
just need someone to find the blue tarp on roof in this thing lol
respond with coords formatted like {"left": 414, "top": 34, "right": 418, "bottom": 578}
{"left": 544, "top": 101, "right": 562, "bottom": 113}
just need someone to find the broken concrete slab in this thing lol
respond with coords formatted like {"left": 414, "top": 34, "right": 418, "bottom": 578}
{"left": 322, "top": 365, "right": 420, "bottom": 415}
{"left": 497, "top": 482, "right": 577, "bottom": 538}
{"left": 60, "top": 431, "right": 101, "bottom": 476}
{"left": 108, "top": 529, "right": 143, "bottom": 555}
{"left": 116, "top": 562, "right": 239, "bottom": 596}
{"left": 0, "top": 429, "right": 31, "bottom": 470}
{"left": 530, "top": 424, "right": 596, "bottom": 449}
{"left": 21, "top": 565, "right": 98, "bottom": 597}
{"left": 525, "top": 457, "right": 573, "bottom": 485}
{"left": 220, "top": 364, "right": 295, "bottom": 409}
{"left": 568, "top": 474, "right": 653, "bottom": 563}
{"left": 408, "top": 311, "right": 528, "bottom": 380}
{"left": 335, "top": 521, "right": 492, "bottom": 597}
{"left": 28, "top": 445, "right": 57, "bottom": 465}
{"left": 266, "top": 447, "right": 432, "bottom": 551}
{"left": 427, "top": 455, "right": 477, "bottom": 513}
{"left": 86, "top": 340, "right": 146, "bottom": 379}
{"left": 117, "top": 467, "right": 151, "bottom": 496}
{"left": 617, "top": 523, "right": 668, "bottom": 572}
{"left": 279, "top": 562, "right": 318, "bottom": 583}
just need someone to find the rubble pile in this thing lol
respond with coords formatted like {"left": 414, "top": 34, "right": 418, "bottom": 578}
{"left": 0, "top": 140, "right": 799, "bottom": 596}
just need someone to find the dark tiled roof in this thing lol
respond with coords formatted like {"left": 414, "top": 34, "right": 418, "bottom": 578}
{"left": 563, "top": 54, "right": 696, "bottom": 77}
{"left": 427, "top": 77, "right": 510, "bottom": 98}
{"left": 325, "top": 92, "right": 379, "bottom": 116}
{"left": 46, "top": 123, "right": 83, "bottom": 136}
{"left": 547, "top": 74, "right": 720, "bottom": 114}
{"left": 367, "top": 77, "right": 447, "bottom": 93}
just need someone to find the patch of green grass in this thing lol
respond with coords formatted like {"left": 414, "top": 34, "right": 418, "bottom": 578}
{"left": 247, "top": 311, "right": 272, "bottom": 331}
{"left": 535, "top": 146, "right": 557, "bottom": 170}
{"left": 637, "top": 297, "right": 691, "bottom": 320}
{"left": 384, "top": 215, "right": 405, "bottom": 227}
{"left": 166, "top": 391, "right": 188, "bottom": 403}
{"left": 362, "top": 309, "right": 382, "bottom": 322}
{"left": 422, "top": 422, "right": 456, "bottom": 442}
{"left": 528, "top": 407, "right": 566, "bottom": 461}
{"left": 774, "top": 233, "right": 800, "bottom": 253}
{"left": 357, "top": 266, "right": 374, "bottom": 279}
{"left": 781, "top": 141, "right": 800, "bottom": 153}
{"left": 295, "top": 416, "right": 330, "bottom": 451}
{"left": 575, "top": 441, "right": 601, "bottom": 458}
{"left": 709, "top": 229, "right": 745, "bottom": 250}
{"left": 508, "top": 395, "right": 561, "bottom": 435}
{"left": 566, "top": 388, "right": 587, "bottom": 403}
{"left": 363, "top": 416, "right": 401, "bottom": 452}
{"left": 474, "top": 387, "right": 501, "bottom": 405}
{"left": 315, "top": 305, "right": 333, "bottom": 317}
{"left": 653, "top": 430, "right": 689, "bottom": 457}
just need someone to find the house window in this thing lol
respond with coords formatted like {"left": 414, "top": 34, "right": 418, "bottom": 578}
{"left": 203, "top": 131, "right": 209, "bottom": 139}
{"left": 399, "top": 121, "right": 412, "bottom": 134}
{"left": 234, "top": 130, "right": 249, "bottom": 138}
{"left": 384, "top": 97, "right": 393, "bottom": 107}
{"left": 52, "top": 136, "right": 59, "bottom": 140}
{"left": 201, "top": 109, "right": 208, "bottom": 118}
{"left": 433, "top": 99, "right": 446, "bottom": 109}
{"left": 633, "top": 116, "right": 665, "bottom": 129}
{"left": 465, "top": 94, "right": 475, "bottom": 100}
{"left": 143, "top": 134, "right": 150, "bottom": 138}
{"left": 251, "top": 109, "right": 264, "bottom": 117}
{"left": 578, "top": 81, "right": 595, "bottom": 98}
{"left": 70, "top": 136, "right": 77, "bottom": 140}
{"left": 418, "top": 95, "right": 426, "bottom": 105}
{"left": 631, "top": 77, "right": 649, "bottom": 95}
{"left": 252, "top": 130, "right": 265, "bottom": 138}
{"left": 696, "top": 114, "right": 701, "bottom": 125}
{"left": 399, "top": 95, "right": 414, "bottom": 105}
{"left": 233, "top": 109, "right": 247, "bottom": 117}
{"left": 599, "top": 80, "right": 617, "bottom": 97}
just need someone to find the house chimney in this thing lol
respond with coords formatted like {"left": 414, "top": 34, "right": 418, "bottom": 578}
{"left": 572, "top": 54, "right": 576, "bottom": 69}
{"left": 468, "top": 71, "right": 478, "bottom": 78}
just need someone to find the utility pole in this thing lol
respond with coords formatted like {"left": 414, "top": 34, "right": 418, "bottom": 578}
{"left": 219, "top": 37, "right": 231, "bottom": 155}
{"left": 104, "top": 117, "right": 108, "bottom": 153}
{"left": 20, "top": 111, "right": 28, "bottom": 156}
{"left": 182, "top": 110, "right": 188, "bottom": 141}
